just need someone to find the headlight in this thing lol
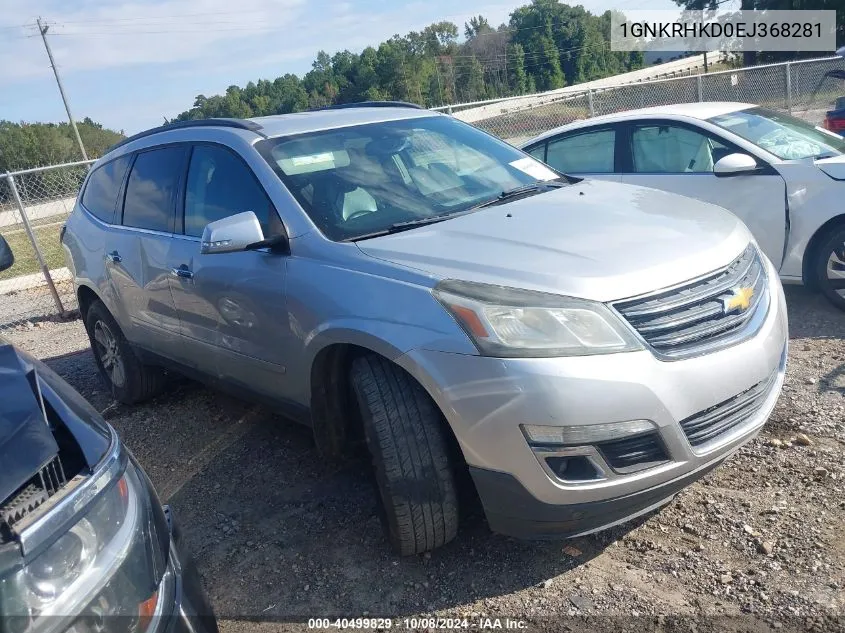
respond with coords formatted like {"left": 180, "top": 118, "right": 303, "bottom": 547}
{"left": 433, "top": 280, "right": 643, "bottom": 357}
{"left": 0, "top": 450, "right": 170, "bottom": 633}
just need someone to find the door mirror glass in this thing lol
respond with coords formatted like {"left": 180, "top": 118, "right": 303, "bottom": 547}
{"left": 0, "top": 234, "right": 13, "bottom": 272}
{"left": 714, "top": 153, "right": 759, "bottom": 176}
{"left": 201, "top": 211, "right": 265, "bottom": 254}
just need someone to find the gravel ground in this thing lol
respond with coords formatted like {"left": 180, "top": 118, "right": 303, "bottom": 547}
{"left": 3, "top": 285, "right": 843, "bottom": 633}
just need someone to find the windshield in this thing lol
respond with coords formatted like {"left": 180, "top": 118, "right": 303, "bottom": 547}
{"left": 256, "top": 115, "right": 561, "bottom": 241}
{"left": 709, "top": 107, "right": 845, "bottom": 160}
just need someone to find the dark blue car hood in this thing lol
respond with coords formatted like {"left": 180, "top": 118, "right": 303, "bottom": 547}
{"left": 0, "top": 343, "right": 59, "bottom": 505}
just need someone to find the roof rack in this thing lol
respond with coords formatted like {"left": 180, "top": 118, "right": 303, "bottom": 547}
{"left": 106, "top": 118, "right": 266, "bottom": 154}
{"left": 311, "top": 101, "right": 425, "bottom": 112}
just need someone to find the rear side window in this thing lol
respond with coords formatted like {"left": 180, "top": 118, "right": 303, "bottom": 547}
{"left": 81, "top": 156, "right": 131, "bottom": 223}
{"left": 546, "top": 129, "right": 615, "bottom": 174}
{"left": 122, "top": 147, "right": 184, "bottom": 233}
{"left": 184, "top": 145, "right": 274, "bottom": 238}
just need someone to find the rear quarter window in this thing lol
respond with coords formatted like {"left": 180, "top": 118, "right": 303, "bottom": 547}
{"left": 80, "top": 156, "right": 131, "bottom": 224}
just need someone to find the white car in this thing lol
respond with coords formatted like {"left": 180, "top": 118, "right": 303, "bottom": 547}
{"left": 521, "top": 102, "right": 845, "bottom": 309}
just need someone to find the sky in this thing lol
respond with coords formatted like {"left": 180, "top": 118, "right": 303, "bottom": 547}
{"left": 1, "top": 0, "right": 675, "bottom": 135}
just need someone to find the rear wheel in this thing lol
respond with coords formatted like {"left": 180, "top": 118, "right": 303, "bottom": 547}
{"left": 84, "top": 300, "right": 165, "bottom": 404}
{"left": 812, "top": 225, "right": 845, "bottom": 311}
{"left": 350, "top": 354, "right": 459, "bottom": 555}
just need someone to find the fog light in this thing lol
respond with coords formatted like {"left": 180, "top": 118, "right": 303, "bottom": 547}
{"left": 521, "top": 420, "right": 655, "bottom": 445}
{"left": 545, "top": 456, "right": 602, "bottom": 481}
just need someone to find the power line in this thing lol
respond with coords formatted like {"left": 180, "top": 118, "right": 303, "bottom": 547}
{"left": 42, "top": 13, "right": 601, "bottom": 42}
{"left": 52, "top": 8, "right": 286, "bottom": 24}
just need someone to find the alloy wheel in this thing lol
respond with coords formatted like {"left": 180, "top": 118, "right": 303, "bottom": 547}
{"left": 92, "top": 320, "right": 126, "bottom": 387}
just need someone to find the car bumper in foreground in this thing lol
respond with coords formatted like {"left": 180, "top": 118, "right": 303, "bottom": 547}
{"left": 161, "top": 507, "right": 218, "bottom": 633}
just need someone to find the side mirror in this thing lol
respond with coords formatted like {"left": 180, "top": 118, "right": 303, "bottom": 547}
{"left": 201, "top": 211, "right": 266, "bottom": 255}
{"left": 714, "top": 153, "right": 760, "bottom": 177}
{"left": 0, "top": 234, "right": 14, "bottom": 272}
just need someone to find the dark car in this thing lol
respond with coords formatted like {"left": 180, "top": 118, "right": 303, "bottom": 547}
{"left": 824, "top": 97, "right": 845, "bottom": 136}
{"left": 0, "top": 234, "right": 216, "bottom": 632}
{"left": 821, "top": 70, "right": 845, "bottom": 137}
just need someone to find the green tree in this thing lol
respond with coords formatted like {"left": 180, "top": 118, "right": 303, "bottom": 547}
{"left": 536, "top": 35, "right": 566, "bottom": 90}
{"left": 171, "top": 1, "right": 646, "bottom": 119}
{"left": 0, "top": 120, "right": 123, "bottom": 172}
{"left": 464, "top": 15, "right": 493, "bottom": 40}
{"left": 507, "top": 43, "right": 529, "bottom": 94}
{"left": 463, "top": 56, "right": 488, "bottom": 101}
{"left": 672, "top": 0, "right": 843, "bottom": 63}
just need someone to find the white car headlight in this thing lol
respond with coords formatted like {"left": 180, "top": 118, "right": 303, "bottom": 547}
{"left": 1, "top": 450, "right": 170, "bottom": 633}
{"left": 433, "top": 280, "right": 643, "bottom": 357}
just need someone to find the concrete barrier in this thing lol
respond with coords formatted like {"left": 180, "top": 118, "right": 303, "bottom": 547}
{"left": 0, "top": 196, "right": 76, "bottom": 228}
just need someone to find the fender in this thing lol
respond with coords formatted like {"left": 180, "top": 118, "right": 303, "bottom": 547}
{"left": 300, "top": 317, "right": 476, "bottom": 458}
{"left": 300, "top": 316, "right": 476, "bottom": 402}
{"left": 776, "top": 162, "right": 845, "bottom": 280}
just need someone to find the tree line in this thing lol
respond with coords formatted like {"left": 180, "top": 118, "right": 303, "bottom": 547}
{"left": 175, "top": 0, "right": 644, "bottom": 120}
{"left": 672, "top": 0, "right": 844, "bottom": 66}
{"left": 4, "top": 0, "right": 840, "bottom": 174}
{"left": 0, "top": 119, "right": 123, "bottom": 173}
{"left": 0, "top": 119, "right": 124, "bottom": 206}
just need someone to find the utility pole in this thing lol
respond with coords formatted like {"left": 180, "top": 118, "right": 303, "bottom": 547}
{"left": 37, "top": 18, "right": 88, "bottom": 160}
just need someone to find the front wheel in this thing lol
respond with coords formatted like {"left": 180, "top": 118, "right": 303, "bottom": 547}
{"left": 812, "top": 225, "right": 845, "bottom": 311}
{"left": 351, "top": 355, "right": 459, "bottom": 555}
{"left": 84, "top": 300, "right": 165, "bottom": 404}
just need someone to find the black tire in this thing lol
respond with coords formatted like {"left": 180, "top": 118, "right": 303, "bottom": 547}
{"left": 84, "top": 300, "right": 165, "bottom": 404}
{"left": 351, "top": 355, "right": 459, "bottom": 555}
{"left": 812, "top": 225, "right": 845, "bottom": 311}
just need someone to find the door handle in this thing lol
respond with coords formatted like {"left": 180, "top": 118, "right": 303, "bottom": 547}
{"left": 105, "top": 250, "right": 121, "bottom": 263}
{"left": 170, "top": 266, "right": 194, "bottom": 280}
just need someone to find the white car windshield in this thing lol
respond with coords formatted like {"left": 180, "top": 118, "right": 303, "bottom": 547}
{"left": 709, "top": 107, "right": 845, "bottom": 160}
{"left": 256, "top": 115, "right": 562, "bottom": 241}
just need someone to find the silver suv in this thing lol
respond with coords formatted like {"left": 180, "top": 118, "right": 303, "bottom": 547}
{"left": 62, "top": 103, "right": 788, "bottom": 555}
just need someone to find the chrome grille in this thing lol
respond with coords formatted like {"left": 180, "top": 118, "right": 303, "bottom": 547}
{"left": 680, "top": 370, "right": 779, "bottom": 448}
{"left": 613, "top": 246, "right": 768, "bottom": 359}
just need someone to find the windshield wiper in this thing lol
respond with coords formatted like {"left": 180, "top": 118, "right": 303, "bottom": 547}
{"left": 344, "top": 179, "right": 568, "bottom": 242}
{"left": 344, "top": 209, "right": 475, "bottom": 242}
{"left": 466, "top": 179, "right": 568, "bottom": 211}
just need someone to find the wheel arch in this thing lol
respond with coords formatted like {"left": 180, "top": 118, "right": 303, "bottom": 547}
{"left": 76, "top": 283, "right": 103, "bottom": 320}
{"left": 801, "top": 213, "right": 845, "bottom": 288}
{"left": 307, "top": 333, "right": 466, "bottom": 471}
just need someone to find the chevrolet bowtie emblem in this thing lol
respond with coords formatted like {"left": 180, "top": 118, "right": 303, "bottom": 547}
{"left": 722, "top": 286, "right": 755, "bottom": 315}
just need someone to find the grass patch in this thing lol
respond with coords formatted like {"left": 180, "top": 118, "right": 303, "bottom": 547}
{"left": 0, "top": 223, "right": 65, "bottom": 281}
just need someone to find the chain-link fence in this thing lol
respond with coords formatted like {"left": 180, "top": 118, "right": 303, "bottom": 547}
{"left": 444, "top": 55, "right": 845, "bottom": 142}
{"left": 0, "top": 161, "right": 93, "bottom": 333}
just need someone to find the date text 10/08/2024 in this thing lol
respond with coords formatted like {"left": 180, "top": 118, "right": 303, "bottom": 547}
{"left": 307, "top": 618, "right": 528, "bottom": 630}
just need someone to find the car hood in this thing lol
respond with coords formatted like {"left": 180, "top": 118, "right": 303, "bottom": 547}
{"left": 0, "top": 343, "right": 59, "bottom": 506}
{"left": 815, "top": 154, "right": 845, "bottom": 180}
{"left": 357, "top": 180, "right": 752, "bottom": 302}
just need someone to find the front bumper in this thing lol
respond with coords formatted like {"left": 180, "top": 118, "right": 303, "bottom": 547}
{"left": 160, "top": 507, "right": 218, "bottom": 633}
{"left": 397, "top": 258, "right": 788, "bottom": 538}
{"left": 469, "top": 456, "right": 727, "bottom": 539}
